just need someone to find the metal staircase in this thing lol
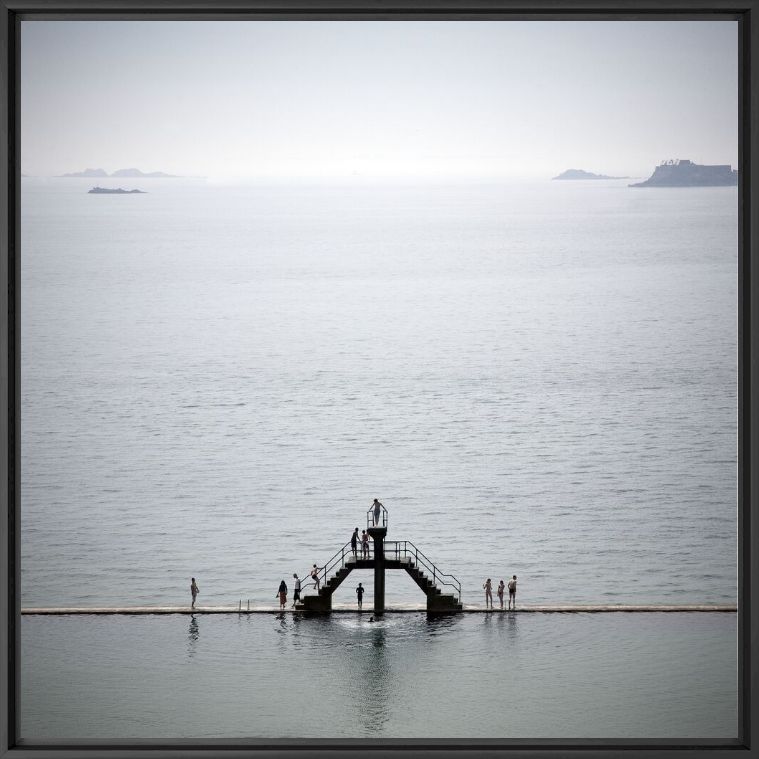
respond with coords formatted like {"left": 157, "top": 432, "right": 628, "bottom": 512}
{"left": 295, "top": 537, "right": 462, "bottom": 613}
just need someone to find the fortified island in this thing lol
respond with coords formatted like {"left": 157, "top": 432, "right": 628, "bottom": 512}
{"left": 630, "top": 159, "right": 738, "bottom": 187}
{"left": 553, "top": 169, "right": 627, "bottom": 180}
{"left": 88, "top": 187, "right": 146, "bottom": 194}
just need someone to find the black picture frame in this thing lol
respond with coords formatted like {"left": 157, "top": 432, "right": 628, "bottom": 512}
{"left": 1, "top": 2, "right": 756, "bottom": 757}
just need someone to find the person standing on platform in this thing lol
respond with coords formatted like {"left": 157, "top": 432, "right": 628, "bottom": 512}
{"left": 292, "top": 573, "right": 301, "bottom": 607}
{"left": 483, "top": 578, "right": 493, "bottom": 609}
{"left": 361, "top": 530, "right": 369, "bottom": 558}
{"left": 351, "top": 527, "right": 359, "bottom": 556}
{"left": 372, "top": 498, "right": 383, "bottom": 526}
{"left": 497, "top": 580, "right": 505, "bottom": 610}
{"left": 356, "top": 582, "right": 365, "bottom": 610}
{"left": 190, "top": 577, "right": 199, "bottom": 609}
{"left": 277, "top": 579, "right": 288, "bottom": 610}
{"left": 508, "top": 575, "right": 518, "bottom": 610}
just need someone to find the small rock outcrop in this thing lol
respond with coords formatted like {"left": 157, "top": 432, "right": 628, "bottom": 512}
{"left": 87, "top": 187, "right": 146, "bottom": 194}
{"left": 553, "top": 169, "right": 627, "bottom": 180}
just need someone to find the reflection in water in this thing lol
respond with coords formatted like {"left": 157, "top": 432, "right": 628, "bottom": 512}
{"left": 507, "top": 611, "right": 519, "bottom": 642}
{"left": 332, "top": 613, "right": 462, "bottom": 735}
{"left": 425, "top": 612, "right": 459, "bottom": 637}
{"left": 187, "top": 615, "right": 199, "bottom": 658}
{"left": 352, "top": 621, "right": 390, "bottom": 733}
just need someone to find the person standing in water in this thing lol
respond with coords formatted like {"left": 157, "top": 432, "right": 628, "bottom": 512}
{"left": 372, "top": 498, "right": 383, "bottom": 526}
{"left": 351, "top": 527, "right": 359, "bottom": 556}
{"left": 508, "top": 575, "right": 518, "bottom": 610}
{"left": 356, "top": 582, "right": 365, "bottom": 610}
{"left": 292, "top": 573, "right": 301, "bottom": 607}
{"left": 497, "top": 580, "right": 505, "bottom": 610}
{"left": 483, "top": 578, "right": 493, "bottom": 609}
{"left": 190, "top": 578, "right": 199, "bottom": 609}
{"left": 277, "top": 579, "right": 288, "bottom": 610}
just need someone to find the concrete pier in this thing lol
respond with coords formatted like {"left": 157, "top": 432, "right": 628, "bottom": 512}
{"left": 21, "top": 604, "right": 737, "bottom": 615}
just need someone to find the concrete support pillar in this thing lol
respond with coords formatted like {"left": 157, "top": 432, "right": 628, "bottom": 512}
{"left": 368, "top": 526, "right": 386, "bottom": 615}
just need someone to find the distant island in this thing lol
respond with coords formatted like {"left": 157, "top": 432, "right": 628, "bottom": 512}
{"left": 553, "top": 169, "right": 628, "bottom": 180}
{"left": 630, "top": 159, "right": 738, "bottom": 187}
{"left": 62, "top": 167, "right": 179, "bottom": 178}
{"left": 88, "top": 187, "right": 146, "bottom": 194}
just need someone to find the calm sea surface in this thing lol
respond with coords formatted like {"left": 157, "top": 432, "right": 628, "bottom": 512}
{"left": 19, "top": 177, "right": 738, "bottom": 739}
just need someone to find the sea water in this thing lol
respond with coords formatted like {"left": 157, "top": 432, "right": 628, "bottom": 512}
{"left": 19, "top": 177, "right": 738, "bottom": 739}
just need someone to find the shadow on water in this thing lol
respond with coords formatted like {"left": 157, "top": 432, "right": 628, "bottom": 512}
{"left": 187, "top": 614, "right": 199, "bottom": 658}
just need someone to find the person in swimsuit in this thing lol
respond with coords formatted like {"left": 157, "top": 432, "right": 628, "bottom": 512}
{"left": 311, "top": 564, "right": 321, "bottom": 590}
{"left": 372, "top": 498, "right": 383, "bottom": 526}
{"left": 351, "top": 527, "right": 359, "bottom": 556}
{"left": 356, "top": 582, "right": 365, "bottom": 610}
{"left": 483, "top": 578, "right": 493, "bottom": 609}
{"left": 497, "top": 580, "right": 505, "bottom": 610}
{"left": 277, "top": 579, "right": 287, "bottom": 610}
{"left": 508, "top": 575, "right": 517, "bottom": 610}
{"left": 361, "top": 530, "right": 369, "bottom": 558}
{"left": 292, "top": 573, "right": 301, "bottom": 607}
{"left": 190, "top": 578, "right": 199, "bottom": 609}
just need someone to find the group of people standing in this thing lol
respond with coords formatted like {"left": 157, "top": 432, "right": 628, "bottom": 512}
{"left": 483, "top": 576, "right": 518, "bottom": 610}
{"left": 350, "top": 527, "right": 371, "bottom": 558}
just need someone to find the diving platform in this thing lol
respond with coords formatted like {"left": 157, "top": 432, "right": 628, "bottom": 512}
{"left": 296, "top": 504, "right": 463, "bottom": 614}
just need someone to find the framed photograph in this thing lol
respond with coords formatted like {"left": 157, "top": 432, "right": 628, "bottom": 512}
{"left": 1, "top": 1, "right": 757, "bottom": 758}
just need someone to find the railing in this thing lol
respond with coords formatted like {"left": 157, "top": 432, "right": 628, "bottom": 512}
{"left": 299, "top": 540, "right": 374, "bottom": 596}
{"left": 367, "top": 502, "right": 388, "bottom": 530}
{"left": 297, "top": 534, "right": 461, "bottom": 605}
{"left": 385, "top": 540, "right": 462, "bottom": 603}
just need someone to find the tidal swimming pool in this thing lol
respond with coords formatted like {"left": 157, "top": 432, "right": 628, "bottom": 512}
{"left": 20, "top": 611, "right": 737, "bottom": 741}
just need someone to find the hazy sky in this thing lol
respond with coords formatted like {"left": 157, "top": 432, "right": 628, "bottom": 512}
{"left": 21, "top": 20, "right": 738, "bottom": 180}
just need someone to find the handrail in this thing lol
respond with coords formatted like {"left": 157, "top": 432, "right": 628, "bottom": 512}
{"left": 297, "top": 535, "right": 460, "bottom": 604}
{"left": 299, "top": 540, "right": 373, "bottom": 597}
{"left": 386, "top": 540, "right": 462, "bottom": 602}
{"left": 367, "top": 502, "right": 388, "bottom": 530}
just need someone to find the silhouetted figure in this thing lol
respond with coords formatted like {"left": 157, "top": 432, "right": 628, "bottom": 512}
{"left": 361, "top": 530, "right": 369, "bottom": 558}
{"left": 351, "top": 527, "right": 359, "bottom": 556}
{"left": 497, "top": 580, "right": 505, "bottom": 610}
{"left": 372, "top": 498, "right": 383, "bottom": 526}
{"left": 277, "top": 579, "right": 288, "bottom": 610}
{"left": 311, "top": 564, "right": 321, "bottom": 590}
{"left": 483, "top": 578, "right": 493, "bottom": 609}
{"left": 190, "top": 578, "right": 199, "bottom": 609}
{"left": 292, "top": 573, "right": 301, "bottom": 607}
{"left": 508, "top": 575, "right": 517, "bottom": 610}
{"left": 356, "top": 582, "right": 365, "bottom": 610}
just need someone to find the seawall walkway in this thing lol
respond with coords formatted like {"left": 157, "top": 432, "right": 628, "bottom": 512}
{"left": 21, "top": 603, "right": 737, "bottom": 615}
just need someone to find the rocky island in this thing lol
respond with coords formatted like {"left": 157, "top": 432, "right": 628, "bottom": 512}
{"left": 630, "top": 159, "right": 737, "bottom": 187}
{"left": 553, "top": 169, "right": 627, "bottom": 180}
{"left": 88, "top": 187, "right": 146, "bottom": 194}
